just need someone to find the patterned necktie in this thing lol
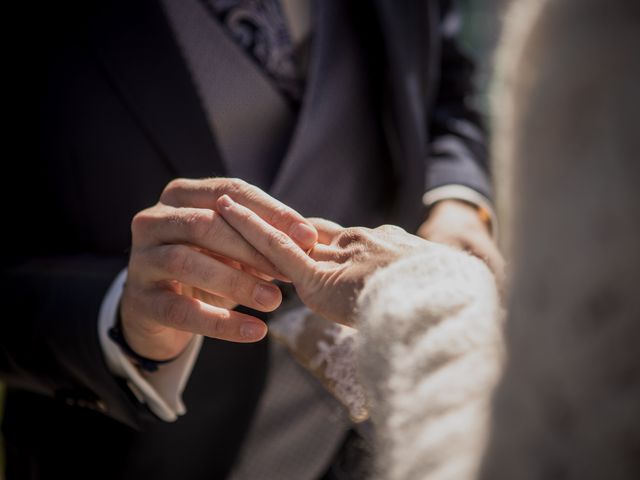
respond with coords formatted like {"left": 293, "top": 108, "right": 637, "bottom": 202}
{"left": 202, "top": 0, "right": 304, "bottom": 105}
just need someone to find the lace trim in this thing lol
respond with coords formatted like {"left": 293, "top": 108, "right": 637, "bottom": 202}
{"left": 270, "top": 309, "right": 369, "bottom": 422}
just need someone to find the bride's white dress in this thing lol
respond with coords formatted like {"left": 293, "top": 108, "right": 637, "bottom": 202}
{"left": 270, "top": 245, "right": 503, "bottom": 480}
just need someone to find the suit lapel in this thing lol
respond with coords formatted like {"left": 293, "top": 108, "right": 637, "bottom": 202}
{"left": 161, "top": 0, "right": 296, "bottom": 190}
{"left": 88, "top": 0, "right": 224, "bottom": 179}
{"left": 268, "top": 0, "right": 389, "bottom": 227}
{"left": 270, "top": 0, "right": 418, "bottom": 197}
{"left": 371, "top": 0, "right": 433, "bottom": 227}
{"left": 269, "top": 0, "right": 325, "bottom": 196}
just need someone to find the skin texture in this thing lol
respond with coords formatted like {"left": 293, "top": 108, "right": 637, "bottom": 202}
{"left": 418, "top": 199, "right": 504, "bottom": 287}
{"left": 217, "top": 194, "right": 445, "bottom": 325}
{"left": 121, "top": 177, "right": 500, "bottom": 361}
{"left": 120, "top": 177, "right": 318, "bottom": 360}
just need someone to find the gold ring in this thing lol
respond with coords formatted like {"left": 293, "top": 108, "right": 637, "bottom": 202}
{"left": 305, "top": 243, "right": 317, "bottom": 256}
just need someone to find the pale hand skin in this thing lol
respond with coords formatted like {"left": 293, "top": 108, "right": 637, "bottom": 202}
{"left": 417, "top": 199, "right": 505, "bottom": 286}
{"left": 217, "top": 194, "right": 439, "bottom": 326}
{"left": 120, "top": 178, "right": 318, "bottom": 361}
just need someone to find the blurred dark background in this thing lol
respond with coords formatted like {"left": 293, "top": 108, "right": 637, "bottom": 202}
{"left": 460, "top": 0, "right": 504, "bottom": 113}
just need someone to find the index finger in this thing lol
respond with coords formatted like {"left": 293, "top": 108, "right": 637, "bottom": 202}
{"left": 216, "top": 194, "right": 315, "bottom": 283}
{"left": 160, "top": 178, "right": 318, "bottom": 250}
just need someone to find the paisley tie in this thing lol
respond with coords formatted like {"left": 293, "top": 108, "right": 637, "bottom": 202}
{"left": 202, "top": 0, "right": 304, "bottom": 104}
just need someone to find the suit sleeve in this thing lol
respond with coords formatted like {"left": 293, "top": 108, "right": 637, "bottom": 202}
{"left": 425, "top": 0, "right": 492, "bottom": 200}
{"left": 0, "top": 255, "right": 157, "bottom": 430}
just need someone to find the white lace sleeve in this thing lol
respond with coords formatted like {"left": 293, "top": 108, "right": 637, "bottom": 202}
{"left": 356, "top": 246, "right": 504, "bottom": 480}
{"left": 269, "top": 308, "right": 369, "bottom": 422}
{"left": 270, "top": 245, "right": 503, "bottom": 480}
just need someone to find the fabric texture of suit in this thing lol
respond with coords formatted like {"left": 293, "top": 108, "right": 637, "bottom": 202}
{"left": 1, "top": 0, "right": 490, "bottom": 478}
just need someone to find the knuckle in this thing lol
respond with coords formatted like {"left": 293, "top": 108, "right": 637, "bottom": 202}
{"left": 181, "top": 210, "right": 210, "bottom": 240}
{"left": 228, "top": 177, "right": 247, "bottom": 189}
{"left": 166, "top": 209, "right": 215, "bottom": 243}
{"left": 345, "top": 244, "right": 366, "bottom": 259}
{"left": 161, "top": 178, "right": 189, "bottom": 203}
{"left": 378, "top": 224, "right": 405, "bottom": 234}
{"left": 165, "top": 178, "right": 181, "bottom": 190}
{"left": 336, "top": 227, "right": 366, "bottom": 247}
{"left": 268, "top": 205, "right": 294, "bottom": 229}
{"left": 221, "top": 178, "right": 248, "bottom": 197}
{"left": 268, "top": 205, "right": 285, "bottom": 224}
{"left": 166, "top": 178, "right": 189, "bottom": 193}
{"left": 131, "top": 208, "right": 156, "bottom": 238}
{"left": 266, "top": 230, "right": 290, "bottom": 250}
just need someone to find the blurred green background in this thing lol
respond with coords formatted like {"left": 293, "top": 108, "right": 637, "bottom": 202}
{"left": 0, "top": 2, "right": 502, "bottom": 477}
{"left": 460, "top": 0, "right": 504, "bottom": 113}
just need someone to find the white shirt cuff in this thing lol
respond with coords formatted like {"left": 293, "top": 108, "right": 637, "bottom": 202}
{"left": 98, "top": 268, "right": 203, "bottom": 422}
{"left": 423, "top": 184, "right": 498, "bottom": 240}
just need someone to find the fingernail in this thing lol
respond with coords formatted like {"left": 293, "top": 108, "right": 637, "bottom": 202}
{"left": 254, "top": 283, "right": 280, "bottom": 307}
{"left": 240, "top": 322, "right": 267, "bottom": 340}
{"left": 218, "top": 194, "right": 233, "bottom": 209}
{"left": 290, "top": 223, "right": 317, "bottom": 247}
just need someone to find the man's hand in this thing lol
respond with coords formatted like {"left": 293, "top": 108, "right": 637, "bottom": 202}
{"left": 216, "top": 194, "right": 439, "bottom": 326}
{"left": 417, "top": 199, "right": 504, "bottom": 285}
{"left": 120, "top": 178, "right": 318, "bottom": 361}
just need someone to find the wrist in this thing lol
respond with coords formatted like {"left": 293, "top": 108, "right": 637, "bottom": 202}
{"left": 422, "top": 186, "right": 496, "bottom": 238}
{"left": 430, "top": 199, "right": 491, "bottom": 231}
{"left": 118, "top": 297, "right": 191, "bottom": 365}
{"left": 120, "top": 284, "right": 195, "bottom": 361}
{"left": 109, "top": 313, "right": 179, "bottom": 372}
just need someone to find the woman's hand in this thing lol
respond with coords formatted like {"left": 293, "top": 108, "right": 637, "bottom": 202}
{"left": 418, "top": 200, "right": 505, "bottom": 285}
{"left": 216, "top": 194, "right": 436, "bottom": 326}
{"left": 121, "top": 178, "right": 318, "bottom": 361}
